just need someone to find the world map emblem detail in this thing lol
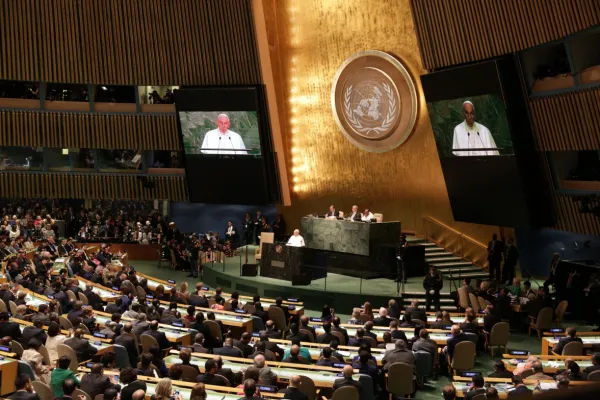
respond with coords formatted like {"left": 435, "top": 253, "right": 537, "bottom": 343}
{"left": 332, "top": 51, "right": 418, "bottom": 152}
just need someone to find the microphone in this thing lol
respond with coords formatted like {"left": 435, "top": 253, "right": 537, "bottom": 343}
{"left": 228, "top": 137, "right": 233, "bottom": 154}
{"left": 217, "top": 137, "right": 222, "bottom": 154}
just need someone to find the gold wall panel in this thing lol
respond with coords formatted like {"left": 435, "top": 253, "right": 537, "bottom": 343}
{"left": 411, "top": 0, "right": 600, "bottom": 70}
{"left": 529, "top": 87, "right": 600, "bottom": 151}
{"left": 0, "top": 173, "right": 187, "bottom": 201}
{"left": 0, "top": 0, "right": 261, "bottom": 85}
{"left": 264, "top": 0, "right": 503, "bottom": 243}
{"left": 554, "top": 193, "right": 600, "bottom": 237}
{"left": 0, "top": 110, "right": 179, "bottom": 150}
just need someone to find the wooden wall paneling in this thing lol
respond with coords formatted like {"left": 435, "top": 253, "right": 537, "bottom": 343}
{"left": 16, "top": 0, "right": 26, "bottom": 80}
{"left": 0, "top": 1, "right": 6, "bottom": 78}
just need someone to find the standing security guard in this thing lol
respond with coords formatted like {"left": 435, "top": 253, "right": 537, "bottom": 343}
{"left": 423, "top": 266, "right": 443, "bottom": 311}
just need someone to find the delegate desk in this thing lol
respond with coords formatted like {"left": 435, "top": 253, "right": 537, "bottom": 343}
{"left": 268, "top": 338, "right": 385, "bottom": 366}
{"left": 23, "top": 289, "right": 52, "bottom": 311}
{"left": 164, "top": 350, "right": 345, "bottom": 388}
{"left": 502, "top": 355, "right": 593, "bottom": 374}
{"left": 313, "top": 324, "right": 450, "bottom": 344}
{"left": 136, "top": 272, "right": 174, "bottom": 291}
{"left": 371, "top": 312, "right": 484, "bottom": 327}
{"left": 87, "top": 310, "right": 192, "bottom": 346}
{"left": 76, "top": 277, "right": 121, "bottom": 302}
{"left": 453, "top": 376, "right": 592, "bottom": 398}
{"left": 0, "top": 353, "right": 18, "bottom": 395}
{"left": 541, "top": 335, "right": 600, "bottom": 355}
{"left": 201, "top": 289, "right": 305, "bottom": 316}
{"left": 77, "top": 370, "right": 283, "bottom": 400}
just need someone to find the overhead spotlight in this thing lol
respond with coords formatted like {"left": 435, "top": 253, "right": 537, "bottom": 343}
{"left": 101, "top": 86, "right": 108, "bottom": 91}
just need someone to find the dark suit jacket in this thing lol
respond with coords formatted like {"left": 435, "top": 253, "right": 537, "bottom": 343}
{"left": 264, "top": 341, "right": 285, "bottom": 357}
{"left": 214, "top": 345, "right": 243, "bottom": 358}
{"left": 487, "top": 240, "right": 504, "bottom": 263}
{"left": 197, "top": 373, "right": 229, "bottom": 386}
{"left": 80, "top": 373, "right": 118, "bottom": 398}
{"left": 488, "top": 371, "right": 513, "bottom": 378}
{"left": 508, "top": 385, "right": 533, "bottom": 397}
{"left": 282, "top": 387, "right": 308, "bottom": 400}
{"left": 300, "top": 324, "right": 316, "bottom": 338}
{"left": 282, "top": 355, "right": 310, "bottom": 364}
{"left": 0, "top": 321, "right": 21, "bottom": 341}
{"left": 406, "top": 307, "right": 427, "bottom": 323}
{"left": 233, "top": 340, "right": 254, "bottom": 358}
{"left": 460, "top": 322, "right": 480, "bottom": 334}
{"left": 584, "top": 364, "right": 600, "bottom": 374}
{"left": 347, "top": 338, "right": 367, "bottom": 347}
{"left": 120, "top": 380, "right": 146, "bottom": 400}
{"left": 382, "top": 349, "right": 415, "bottom": 372}
{"left": 104, "top": 303, "right": 120, "bottom": 315}
{"left": 326, "top": 211, "right": 340, "bottom": 218}
{"left": 142, "top": 330, "right": 170, "bottom": 351}
{"left": 64, "top": 336, "right": 98, "bottom": 362}
{"left": 287, "top": 332, "right": 311, "bottom": 343}
{"left": 115, "top": 333, "right": 138, "bottom": 366}
{"left": 373, "top": 317, "right": 392, "bottom": 327}
{"left": 465, "top": 388, "right": 486, "bottom": 400}
{"left": 20, "top": 326, "right": 47, "bottom": 346}
{"left": 347, "top": 212, "right": 362, "bottom": 221}
{"left": 316, "top": 359, "right": 335, "bottom": 367}
{"left": 7, "top": 391, "right": 40, "bottom": 400}
{"left": 332, "top": 326, "right": 349, "bottom": 344}
{"left": 390, "top": 329, "right": 408, "bottom": 342}
{"left": 387, "top": 305, "right": 401, "bottom": 319}
{"left": 332, "top": 377, "right": 362, "bottom": 393}
{"left": 316, "top": 332, "right": 336, "bottom": 344}
{"left": 554, "top": 336, "right": 583, "bottom": 355}
{"left": 504, "top": 244, "right": 519, "bottom": 266}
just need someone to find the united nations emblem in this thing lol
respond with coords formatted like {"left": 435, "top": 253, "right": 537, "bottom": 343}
{"left": 332, "top": 51, "right": 418, "bottom": 152}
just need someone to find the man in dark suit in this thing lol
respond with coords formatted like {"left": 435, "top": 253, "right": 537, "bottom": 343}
{"left": 282, "top": 375, "right": 308, "bottom": 400}
{"left": 316, "top": 321, "right": 336, "bottom": 344}
{"left": 252, "top": 302, "right": 268, "bottom": 323}
{"left": 239, "top": 379, "right": 259, "bottom": 400}
{"left": 119, "top": 368, "right": 147, "bottom": 400}
{"left": 273, "top": 297, "right": 291, "bottom": 321}
{"left": 382, "top": 339, "right": 416, "bottom": 372}
{"left": 7, "top": 374, "right": 40, "bottom": 400}
{"left": 233, "top": 332, "right": 254, "bottom": 358}
{"left": 299, "top": 315, "right": 316, "bottom": 339}
{"left": 373, "top": 308, "right": 393, "bottom": 327}
{"left": 423, "top": 266, "right": 444, "bottom": 311}
{"left": 141, "top": 321, "right": 170, "bottom": 351}
{"left": 487, "top": 233, "right": 504, "bottom": 282}
{"left": 190, "top": 313, "right": 221, "bottom": 349}
{"left": 178, "top": 348, "right": 200, "bottom": 374}
{"left": 363, "top": 321, "right": 378, "bottom": 340}
{"left": 483, "top": 305, "right": 501, "bottom": 334}
{"left": 387, "top": 299, "right": 402, "bottom": 319}
{"left": 444, "top": 325, "right": 469, "bottom": 361}
{"left": 502, "top": 238, "right": 519, "bottom": 284}
{"left": 332, "top": 365, "right": 362, "bottom": 394}
{"left": 114, "top": 323, "right": 138, "bottom": 368}
{"left": 346, "top": 205, "right": 362, "bottom": 221}
{"left": 20, "top": 320, "right": 47, "bottom": 346}
{"left": 389, "top": 321, "right": 408, "bottom": 343}
{"left": 464, "top": 375, "right": 486, "bottom": 400}
{"left": 348, "top": 328, "right": 368, "bottom": 347}
{"left": 0, "top": 311, "right": 21, "bottom": 341}
{"left": 214, "top": 338, "right": 243, "bottom": 358}
{"left": 316, "top": 347, "right": 336, "bottom": 367}
{"left": 80, "top": 363, "right": 120, "bottom": 398}
{"left": 287, "top": 323, "right": 311, "bottom": 343}
{"left": 405, "top": 300, "right": 427, "bottom": 323}
{"left": 197, "top": 359, "right": 229, "bottom": 386}
{"left": 64, "top": 329, "right": 98, "bottom": 362}
{"left": 508, "top": 376, "right": 532, "bottom": 398}
{"left": 488, "top": 360, "right": 513, "bottom": 378}
{"left": 584, "top": 352, "right": 600, "bottom": 374}
{"left": 332, "top": 317, "right": 349, "bottom": 344}
{"left": 215, "top": 356, "right": 238, "bottom": 386}
{"left": 191, "top": 333, "right": 208, "bottom": 354}
{"left": 460, "top": 314, "right": 480, "bottom": 335}
{"left": 257, "top": 332, "right": 285, "bottom": 358}
{"left": 262, "top": 320, "right": 282, "bottom": 339}
{"left": 544, "top": 253, "right": 561, "bottom": 291}
{"left": 83, "top": 285, "right": 103, "bottom": 311}
{"left": 325, "top": 205, "right": 339, "bottom": 218}
{"left": 412, "top": 329, "right": 437, "bottom": 357}
{"left": 57, "top": 239, "right": 69, "bottom": 257}
{"left": 553, "top": 326, "right": 583, "bottom": 355}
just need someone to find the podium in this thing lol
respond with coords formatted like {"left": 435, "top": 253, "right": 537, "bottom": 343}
{"left": 260, "top": 243, "right": 327, "bottom": 285}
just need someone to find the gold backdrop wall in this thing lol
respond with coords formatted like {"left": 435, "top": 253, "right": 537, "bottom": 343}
{"left": 263, "top": 0, "right": 503, "bottom": 243}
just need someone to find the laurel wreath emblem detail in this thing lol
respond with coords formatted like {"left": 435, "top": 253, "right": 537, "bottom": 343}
{"left": 343, "top": 83, "right": 397, "bottom": 135}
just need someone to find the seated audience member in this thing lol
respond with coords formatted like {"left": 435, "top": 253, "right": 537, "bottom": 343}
{"left": 316, "top": 321, "right": 336, "bottom": 344}
{"left": 488, "top": 360, "right": 513, "bottom": 378}
{"left": 464, "top": 375, "right": 486, "bottom": 400}
{"left": 137, "top": 353, "right": 156, "bottom": 377}
{"left": 373, "top": 307, "right": 392, "bottom": 327}
{"left": 234, "top": 332, "right": 254, "bottom": 358}
{"left": 197, "top": 359, "right": 229, "bottom": 386}
{"left": 21, "top": 338, "right": 51, "bottom": 384}
{"left": 556, "top": 360, "right": 586, "bottom": 381}
{"left": 382, "top": 340, "right": 416, "bottom": 373}
{"left": 406, "top": 299, "right": 427, "bottom": 322}
{"left": 330, "top": 341, "right": 345, "bottom": 362}
{"left": 509, "top": 375, "right": 532, "bottom": 397}
{"left": 168, "top": 364, "right": 183, "bottom": 381}
{"left": 64, "top": 328, "right": 98, "bottom": 362}
{"left": 80, "top": 363, "right": 121, "bottom": 398}
{"left": 584, "top": 352, "right": 600, "bottom": 374}
{"left": 262, "top": 320, "right": 282, "bottom": 339}
{"left": 282, "top": 375, "right": 308, "bottom": 400}
{"left": 361, "top": 301, "right": 374, "bottom": 320}
{"left": 8, "top": 374, "right": 39, "bottom": 400}
{"left": 429, "top": 311, "right": 445, "bottom": 329}
{"left": 213, "top": 337, "right": 243, "bottom": 358}
{"left": 486, "top": 387, "right": 500, "bottom": 400}
{"left": 299, "top": 315, "right": 316, "bottom": 339}
{"left": 351, "top": 350, "right": 378, "bottom": 388}
{"left": 153, "top": 377, "right": 181, "bottom": 400}
{"left": 483, "top": 305, "right": 500, "bottom": 333}
{"left": 348, "top": 327, "right": 368, "bottom": 347}
{"left": 332, "top": 365, "right": 362, "bottom": 394}
{"left": 529, "top": 361, "right": 554, "bottom": 380}
{"left": 239, "top": 379, "right": 258, "bottom": 400}
{"left": 556, "top": 377, "right": 570, "bottom": 391}
{"left": 179, "top": 348, "right": 200, "bottom": 374}
{"left": 347, "top": 308, "right": 362, "bottom": 325}
{"left": 505, "top": 278, "right": 522, "bottom": 297}
{"left": 282, "top": 344, "right": 310, "bottom": 364}
{"left": 282, "top": 338, "right": 311, "bottom": 361}
{"left": 387, "top": 298, "right": 401, "bottom": 319}
{"left": 332, "top": 317, "right": 349, "bottom": 344}
{"left": 553, "top": 326, "right": 583, "bottom": 355}
{"left": 191, "top": 333, "right": 208, "bottom": 354}
{"left": 50, "top": 356, "right": 81, "bottom": 398}
{"left": 363, "top": 321, "right": 377, "bottom": 340}
{"left": 287, "top": 323, "right": 310, "bottom": 343}
{"left": 316, "top": 347, "right": 336, "bottom": 367}
{"left": 120, "top": 368, "right": 147, "bottom": 400}
{"left": 513, "top": 356, "right": 539, "bottom": 376}
{"left": 412, "top": 329, "right": 437, "bottom": 357}
{"left": 378, "top": 332, "right": 393, "bottom": 349}
{"left": 58, "top": 378, "right": 78, "bottom": 400}
{"left": 253, "top": 354, "right": 277, "bottom": 386}
{"left": 522, "top": 281, "right": 536, "bottom": 300}
{"left": 389, "top": 320, "right": 408, "bottom": 342}
{"left": 400, "top": 312, "right": 418, "bottom": 328}
{"left": 141, "top": 321, "right": 170, "bottom": 351}
{"left": 443, "top": 325, "right": 468, "bottom": 361}
{"left": 443, "top": 384, "right": 456, "bottom": 400}
{"left": 256, "top": 332, "right": 284, "bottom": 359}
{"left": 20, "top": 319, "right": 47, "bottom": 346}
{"left": 460, "top": 313, "right": 480, "bottom": 334}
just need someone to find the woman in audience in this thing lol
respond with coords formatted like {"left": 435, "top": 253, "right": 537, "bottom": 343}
{"left": 361, "top": 302, "right": 374, "bottom": 320}
{"left": 154, "top": 284, "right": 169, "bottom": 301}
{"left": 185, "top": 305, "right": 196, "bottom": 324}
{"left": 137, "top": 353, "right": 157, "bottom": 377}
{"left": 347, "top": 308, "right": 362, "bottom": 325}
{"left": 235, "top": 367, "right": 260, "bottom": 396}
{"left": 178, "top": 282, "right": 190, "bottom": 302}
{"left": 190, "top": 383, "right": 207, "bottom": 400}
{"left": 45, "top": 322, "right": 68, "bottom": 365}
{"left": 22, "top": 338, "right": 51, "bottom": 384}
{"left": 152, "top": 378, "right": 182, "bottom": 400}
{"left": 14, "top": 304, "right": 27, "bottom": 319}
{"left": 14, "top": 291, "right": 27, "bottom": 306}
{"left": 321, "top": 305, "right": 335, "bottom": 322}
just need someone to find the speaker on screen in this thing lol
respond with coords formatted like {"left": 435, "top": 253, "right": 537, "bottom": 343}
{"left": 174, "top": 85, "right": 281, "bottom": 205}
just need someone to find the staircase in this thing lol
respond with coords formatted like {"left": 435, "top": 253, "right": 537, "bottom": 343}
{"left": 401, "top": 236, "right": 488, "bottom": 310}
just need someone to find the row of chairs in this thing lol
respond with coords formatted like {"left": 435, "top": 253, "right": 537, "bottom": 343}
{"left": 529, "top": 301, "right": 569, "bottom": 338}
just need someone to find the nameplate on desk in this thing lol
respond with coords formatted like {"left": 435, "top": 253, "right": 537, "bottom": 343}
{"left": 446, "top": 333, "right": 453, "bottom": 337}
{"left": 93, "top": 332, "right": 107, "bottom": 339}
{"left": 172, "top": 322, "right": 184, "bottom": 327}
{"left": 252, "top": 332, "right": 260, "bottom": 337}
{"left": 271, "top": 261, "right": 285, "bottom": 268}
{"left": 309, "top": 317, "right": 322, "bottom": 322}
{"left": 549, "top": 328, "right": 564, "bottom": 333}
{"left": 47, "top": 295, "right": 54, "bottom": 299}
{"left": 0, "top": 345, "right": 10, "bottom": 352}
{"left": 287, "top": 298, "right": 299, "bottom": 302}
{"left": 86, "top": 362, "right": 95, "bottom": 368}
{"left": 236, "top": 316, "right": 243, "bottom": 320}
{"left": 442, "top": 325, "right": 452, "bottom": 330}
{"left": 460, "top": 371, "right": 482, "bottom": 378}
{"left": 112, "top": 287, "right": 119, "bottom": 291}
{"left": 257, "top": 385, "right": 278, "bottom": 393}
{"left": 234, "top": 309, "right": 247, "bottom": 314}
{"left": 509, "top": 350, "right": 528, "bottom": 356}
{"left": 167, "top": 280, "right": 176, "bottom": 284}
{"left": 333, "top": 363, "right": 347, "bottom": 368}
{"left": 201, "top": 286, "right": 209, "bottom": 291}
{"left": 336, "top": 373, "right": 344, "bottom": 377}
{"left": 146, "top": 295, "right": 154, "bottom": 299}
{"left": 93, "top": 341, "right": 102, "bottom": 346}
{"left": 288, "top": 305, "right": 295, "bottom": 310}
